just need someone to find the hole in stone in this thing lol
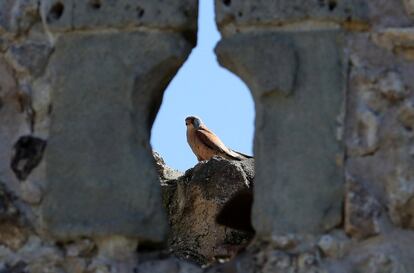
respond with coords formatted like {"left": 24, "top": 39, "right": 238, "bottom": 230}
{"left": 404, "top": 125, "right": 413, "bottom": 132}
{"left": 238, "top": 11, "right": 243, "bottom": 17}
{"left": 47, "top": 2, "right": 64, "bottom": 23}
{"left": 152, "top": 6, "right": 254, "bottom": 173}
{"left": 328, "top": 0, "right": 337, "bottom": 11}
{"left": 223, "top": 0, "right": 231, "bottom": 7}
{"left": 10, "top": 136, "right": 47, "bottom": 181}
{"left": 136, "top": 6, "right": 145, "bottom": 18}
{"left": 151, "top": 0, "right": 255, "bottom": 266}
{"left": 89, "top": 0, "right": 102, "bottom": 10}
{"left": 47, "top": 104, "right": 53, "bottom": 115}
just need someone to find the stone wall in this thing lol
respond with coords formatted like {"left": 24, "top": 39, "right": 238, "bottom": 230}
{"left": 0, "top": 0, "right": 414, "bottom": 272}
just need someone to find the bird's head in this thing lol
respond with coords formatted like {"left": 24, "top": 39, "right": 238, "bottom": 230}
{"left": 185, "top": 116, "right": 202, "bottom": 129}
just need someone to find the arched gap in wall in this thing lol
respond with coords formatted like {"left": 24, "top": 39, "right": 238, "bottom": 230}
{"left": 148, "top": 0, "right": 256, "bottom": 266}
{"left": 151, "top": 0, "right": 254, "bottom": 172}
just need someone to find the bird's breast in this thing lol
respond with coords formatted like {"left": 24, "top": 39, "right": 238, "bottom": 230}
{"left": 187, "top": 128, "right": 216, "bottom": 161}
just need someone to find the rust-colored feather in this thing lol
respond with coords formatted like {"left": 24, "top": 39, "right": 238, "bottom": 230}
{"left": 186, "top": 116, "right": 252, "bottom": 161}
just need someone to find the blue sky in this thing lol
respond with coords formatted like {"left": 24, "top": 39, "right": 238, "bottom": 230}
{"left": 151, "top": 1, "right": 255, "bottom": 171}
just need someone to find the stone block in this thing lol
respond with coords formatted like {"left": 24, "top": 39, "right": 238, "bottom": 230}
{"left": 41, "top": 0, "right": 198, "bottom": 33}
{"left": 216, "top": 30, "right": 345, "bottom": 235}
{"left": 345, "top": 33, "right": 414, "bottom": 230}
{"left": 41, "top": 31, "right": 194, "bottom": 241}
{"left": 215, "top": 0, "right": 412, "bottom": 32}
{"left": 215, "top": 0, "right": 367, "bottom": 28}
{"left": 163, "top": 157, "right": 254, "bottom": 265}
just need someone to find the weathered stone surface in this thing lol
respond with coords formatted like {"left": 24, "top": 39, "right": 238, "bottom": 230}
{"left": 41, "top": 0, "right": 198, "bottom": 33}
{"left": 398, "top": 100, "right": 414, "bottom": 130}
{"left": 317, "top": 230, "right": 351, "bottom": 259}
{"left": 0, "top": 1, "right": 15, "bottom": 32}
{"left": 386, "top": 167, "right": 414, "bottom": 228}
{"left": 372, "top": 28, "right": 414, "bottom": 61}
{"left": 136, "top": 257, "right": 202, "bottom": 273}
{"left": 217, "top": 34, "right": 298, "bottom": 97}
{"left": 163, "top": 157, "right": 254, "bottom": 265}
{"left": 344, "top": 177, "right": 382, "bottom": 239}
{"left": 17, "top": 236, "right": 64, "bottom": 272}
{"left": 153, "top": 151, "right": 183, "bottom": 184}
{"left": 341, "top": 230, "right": 414, "bottom": 272}
{"left": 215, "top": 0, "right": 412, "bottom": 33}
{"left": 0, "top": 220, "right": 28, "bottom": 251}
{"left": 215, "top": 0, "right": 367, "bottom": 28}
{"left": 63, "top": 258, "right": 87, "bottom": 273}
{"left": 7, "top": 41, "right": 53, "bottom": 77}
{"left": 65, "top": 238, "right": 95, "bottom": 257}
{"left": 0, "top": 183, "right": 19, "bottom": 220}
{"left": 346, "top": 33, "right": 414, "bottom": 230}
{"left": 217, "top": 30, "right": 345, "bottom": 235}
{"left": 19, "top": 180, "right": 43, "bottom": 205}
{"left": 0, "top": 56, "right": 29, "bottom": 192}
{"left": 403, "top": 0, "right": 414, "bottom": 16}
{"left": 96, "top": 236, "right": 138, "bottom": 262}
{"left": 42, "top": 31, "right": 194, "bottom": 241}
{"left": 0, "top": 0, "right": 40, "bottom": 34}
{"left": 0, "top": 0, "right": 414, "bottom": 271}
{"left": 0, "top": 185, "right": 26, "bottom": 252}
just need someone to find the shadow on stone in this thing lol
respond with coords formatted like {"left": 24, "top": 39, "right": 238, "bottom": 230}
{"left": 156, "top": 154, "right": 255, "bottom": 266}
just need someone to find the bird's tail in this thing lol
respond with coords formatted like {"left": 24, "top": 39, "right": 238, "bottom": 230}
{"left": 231, "top": 149, "right": 253, "bottom": 159}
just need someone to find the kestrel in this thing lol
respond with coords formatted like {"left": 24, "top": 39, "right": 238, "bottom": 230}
{"left": 185, "top": 116, "right": 253, "bottom": 161}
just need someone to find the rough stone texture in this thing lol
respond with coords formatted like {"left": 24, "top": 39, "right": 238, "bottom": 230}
{"left": 40, "top": 0, "right": 198, "bottom": 33}
{"left": 0, "top": 0, "right": 414, "bottom": 272}
{"left": 345, "top": 32, "right": 414, "bottom": 231}
{"left": 0, "top": 56, "right": 30, "bottom": 194}
{"left": 340, "top": 231, "right": 414, "bottom": 272}
{"left": 153, "top": 151, "right": 183, "bottom": 183}
{"left": 0, "top": 0, "right": 41, "bottom": 35}
{"left": 0, "top": 155, "right": 256, "bottom": 272}
{"left": 405, "top": 0, "right": 414, "bottom": 16}
{"left": 344, "top": 177, "right": 383, "bottom": 239}
{"left": 190, "top": 231, "right": 414, "bottom": 273}
{"left": 217, "top": 30, "right": 345, "bottom": 235}
{"left": 0, "top": 184, "right": 28, "bottom": 253}
{"left": 41, "top": 31, "right": 194, "bottom": 240}
{"left": 135, "top": 257, "right": 202, "bottom": 273}
{"left": 7, "top": 41, "right": 53, "bottom": 77}
{"left": 215, "top": 0, "right": 367, "bottom": 28}
{"left": 372, "top": 28, "right": 414, "bottom": 61}
{"left": 215, "top": 0, "right": 413, "bottom": 34}
{"left": 163, "top": 157, "right": 254, "bottom": 265}
{"left": 2, "top": 0, "right": 198, "bottom": 248}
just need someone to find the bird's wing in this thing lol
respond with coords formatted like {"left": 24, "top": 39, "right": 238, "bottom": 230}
{"left": 195, "top": 127, "right": 229, "bottom": 154}
{"left": 196, "top": 127, "right": 246, "bottom": 160}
